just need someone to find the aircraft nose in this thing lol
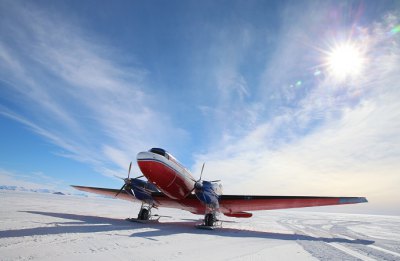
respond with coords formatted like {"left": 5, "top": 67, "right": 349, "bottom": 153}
{"left": 137, "top": 151, "right": 153, "bottom": 160}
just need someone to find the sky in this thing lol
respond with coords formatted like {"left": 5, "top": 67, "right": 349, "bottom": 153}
{"left": 1, "top": 0, "right": 400, "bottom": 215}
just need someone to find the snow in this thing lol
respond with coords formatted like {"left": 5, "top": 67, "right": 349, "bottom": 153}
{"left": 1, "top": 191, "right": 400, "bottom": 261}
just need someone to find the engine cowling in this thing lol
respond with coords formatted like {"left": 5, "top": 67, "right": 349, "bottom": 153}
{"left": 129, "top": 179, "right": 158, "bottom": 204}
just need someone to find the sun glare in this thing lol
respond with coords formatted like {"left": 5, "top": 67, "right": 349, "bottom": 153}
{"left": 326, "top": 42, "right": 365, "bottom": 80}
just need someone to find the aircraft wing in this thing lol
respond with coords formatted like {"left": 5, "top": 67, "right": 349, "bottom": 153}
{"left": 72, "top": 185, "right": 367, "bottom": 217}
{"left": 72, "top": 185, "right": 140, "bottom": 201}
{"left": 217, "top": 195, "right": 368, "bottom": 217}
{"left": 71, "top": 185, "right": 201, "bottom": 211}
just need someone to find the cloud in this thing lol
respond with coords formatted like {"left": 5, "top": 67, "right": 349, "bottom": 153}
{"left": 0, "top": 168, "right": 65, "bottom": 191}
{"left": 195, "top": 23, "right": 264, "bottom": 141}
{"left": 0, "top": 2, "right": 187, "bottom": 178}
{"left": 193, "top": 9, "right": 400, "bottom": 215}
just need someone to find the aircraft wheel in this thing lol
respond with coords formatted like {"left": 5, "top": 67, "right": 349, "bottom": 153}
{"left": 205, "top": 213, "right": 214, "bottom": 226}
{"left": 138, "top": 209, "right": 150, "bottom": 220}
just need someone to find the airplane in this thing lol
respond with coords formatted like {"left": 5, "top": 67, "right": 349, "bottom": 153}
{"left": 72, "top": 148, "right": 368, "bottom": 228}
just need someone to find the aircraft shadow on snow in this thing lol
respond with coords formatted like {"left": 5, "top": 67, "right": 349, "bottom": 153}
{"left": 0, "top": 210, "right": 374, "bottom": 246}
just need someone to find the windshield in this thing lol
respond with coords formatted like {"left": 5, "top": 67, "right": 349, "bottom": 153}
{"left": 149, "top": 148, "right": 167, "bottom": 157}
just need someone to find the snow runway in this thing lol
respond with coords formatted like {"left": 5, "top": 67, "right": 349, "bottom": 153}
{"left": 1, "top": 191, "right": 399, "bottom": 260}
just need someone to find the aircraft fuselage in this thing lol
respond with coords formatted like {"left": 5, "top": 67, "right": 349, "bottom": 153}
{"left": 137, "top": 148, "right": 196, "bottom": 200}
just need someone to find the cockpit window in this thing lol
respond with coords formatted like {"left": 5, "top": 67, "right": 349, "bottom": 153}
{"left": 149, "top": 148, "right": 167, "bottom": 157}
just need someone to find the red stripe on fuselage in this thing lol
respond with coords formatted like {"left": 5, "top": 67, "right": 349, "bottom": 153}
{"left": 137, "top": 158, "right": 194, "bottom": 200}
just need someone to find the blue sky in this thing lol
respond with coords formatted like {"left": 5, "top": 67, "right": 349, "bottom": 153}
{"left": 1, "top": 0, "right": 400, "bottom": 215}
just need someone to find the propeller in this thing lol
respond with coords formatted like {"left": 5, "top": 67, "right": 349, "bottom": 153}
{"left": 115, "top": 162, "right": 143, "bottom": 197}
{"left": 190, "top": 163, "right": 220, "bottom": 193}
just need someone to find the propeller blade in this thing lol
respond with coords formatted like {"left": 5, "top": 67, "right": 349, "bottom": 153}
{"left": 209, "top": 180, "right": 221, "bottom": 183}
{"left": 199, "top": 162, "right": 205, "bottom": 181}
{"left": 134, "top": 175, "right": 144, "bottom": 179}
{"left": 115, "top": 184, "right": 125, "bottom": 197}
{"left": 114, "top": 175, "right": 125, "bottom": 180}
{"left": 189, "top": 162, "right": 210, "bottom": 195}
{"left": 127, "top": 162, "right": 132, "bottom": 179}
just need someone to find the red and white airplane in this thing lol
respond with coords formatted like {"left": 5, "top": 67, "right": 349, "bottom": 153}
{"left": 73, "top": 148, "right": 367, "bottom": 227}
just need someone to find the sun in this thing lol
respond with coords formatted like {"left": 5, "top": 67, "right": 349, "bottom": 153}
{"left": 325, "top": 42, "right": 365, "bottom": 81}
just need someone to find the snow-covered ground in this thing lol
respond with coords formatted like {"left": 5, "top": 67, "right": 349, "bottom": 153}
{"left": 1, "top": 191, "right": 399, "bottom": 261}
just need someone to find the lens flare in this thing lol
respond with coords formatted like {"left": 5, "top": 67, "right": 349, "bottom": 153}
{"left": 390, "top": 25, "right": 400, "bottom": 35}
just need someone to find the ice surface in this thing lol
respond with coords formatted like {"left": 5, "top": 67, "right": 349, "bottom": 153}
{"left": 1, "top": 191, "right": 399, "bottom": 261}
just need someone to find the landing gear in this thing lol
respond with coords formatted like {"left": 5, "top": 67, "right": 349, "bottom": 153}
{"left": 204, "top": 213, "right": 215, "bottom": 227}
{"left": 196, "top": 212, "right": 220, "bottom": 230}
{"left": 138, "top": 207, "right": 150, "bottom": 220}
{"left": 126, "top": 203, "right": 159, "bottom": 223}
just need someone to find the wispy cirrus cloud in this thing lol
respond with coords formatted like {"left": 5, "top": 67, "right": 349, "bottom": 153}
{"left": 193, "top": 7, "right": 400, "bottom": 215}
{"left": 195, "top": 23, "right": 263, "bottom": 137}
{"left": 0, "top": 2, "right": 187, "bottom": 178}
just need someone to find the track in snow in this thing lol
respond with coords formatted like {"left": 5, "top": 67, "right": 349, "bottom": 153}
{"left": 278, "top": 214, "right": 400, "bottom": 260}
{"left": 1, "top": 191, "right": 400, "bottom": 261}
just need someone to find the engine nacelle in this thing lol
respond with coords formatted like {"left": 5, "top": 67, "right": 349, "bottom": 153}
{"left": 129, "top": 179, "right": 158, "bottom": 204}
{"left": 194, "top": 181, "right": 223, "bottom": 210}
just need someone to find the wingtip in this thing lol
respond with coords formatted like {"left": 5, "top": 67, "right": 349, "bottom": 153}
{"left": 340, "top": 197, "right": 368, "bottom": 204}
